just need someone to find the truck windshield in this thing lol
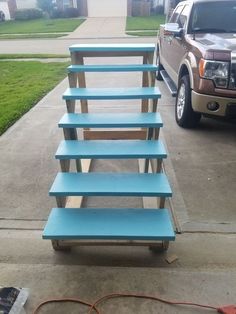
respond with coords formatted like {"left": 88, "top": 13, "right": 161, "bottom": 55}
{"left": 190, "top": 1, "right": 236, "bottom": 33}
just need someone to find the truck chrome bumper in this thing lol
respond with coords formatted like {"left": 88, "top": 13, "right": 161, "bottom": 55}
{"left": 191, "top": 91, "right": 236, "bottom": 117}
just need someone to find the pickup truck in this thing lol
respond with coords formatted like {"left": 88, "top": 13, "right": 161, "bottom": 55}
{"left": 157, "top": 0, "right": 236, "bottom": 128}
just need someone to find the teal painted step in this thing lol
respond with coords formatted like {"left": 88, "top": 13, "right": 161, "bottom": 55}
{"left": 43, "top": 208, "right": 175, "bottom": 241}
{"left": 63, "top": 87, "right": 161, "bottom": 100}
{"left": 69, "top": 43, "right": 155, "bottom": 52}
{"left": 55, "top": 140, "right": 167, "bottom": 160}
{"left": 58, "top": 113, "right": 163, "bottom": 129}
{"left": 49, "top": 172, "right": 172, "bottom": 197}
{"left": 68, "top": 64, "right": 158, "bottom": 73}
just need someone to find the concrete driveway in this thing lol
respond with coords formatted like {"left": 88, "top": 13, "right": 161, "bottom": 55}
{"left": 0, "top": 36, "right": 236, "bottom": 313}
{"left": 1, "top": 56, "right": 235, "bottom": 230}
{"left": 65, "top": 17, "right": 127, "bottom": 38}
{"left": 157, "top": 82, "right": 236, "bottom": 233}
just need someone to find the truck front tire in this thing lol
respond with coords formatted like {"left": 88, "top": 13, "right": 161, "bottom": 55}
{"left": 175, "top": 75, "right": 201, "bottom": 128}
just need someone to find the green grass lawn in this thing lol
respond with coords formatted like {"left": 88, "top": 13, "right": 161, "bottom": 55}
{"left": 0, "top": 54, "right": 69, "bottom": 59}
{"left": 126, "top": 31, "right": 158, "bottom": 37}
{"left": 0, "top": 61, "right": 69, "bottom": 135}
{"left": 126, "top": 15, "right": 165, "bottom": 33}
{"left": 0, "top": 33, "right": 67, "bottom": 39}
{"left": 0, "top": 18, "right": 85, "bottom": 34}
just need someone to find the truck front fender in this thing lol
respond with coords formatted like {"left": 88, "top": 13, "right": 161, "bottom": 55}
{"left": 178, "top": 52, "right": 198, "bottom": 90}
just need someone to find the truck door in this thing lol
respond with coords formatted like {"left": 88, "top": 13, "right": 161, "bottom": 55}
{"left": 169, "top": 4, "right": 191, "bottom": 77}
{"left": 161, "top": 4, "right": 184, "bottom": 73}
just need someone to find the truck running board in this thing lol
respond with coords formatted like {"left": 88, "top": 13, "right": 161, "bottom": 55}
{"left": 160, "top": 70, "right": 177, "bottom": 97}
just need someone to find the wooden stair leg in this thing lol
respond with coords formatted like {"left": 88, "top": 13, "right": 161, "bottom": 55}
{"left": 63, "top": 128, "right": 77, "bottom": 140}
{"left": 56, "top": 196, "right": 67, "bottom": 208}
{"left": 66, "top": 99, "right": 75, "bottom": 113}
{"left": 76, "top": 159, "right": 82, "bottom": 172}
{"left": 76, "top": 54, "right": 89, "bottom": 116}
{"left": 149, "top": 241, "right": 169, "bottom": 253}
{"left": 68, "top": 72, "right": 77, "bottom": 88}
{"left": 60, "top": 160, "right": 70, "bottom": 172}
{"left": 51, "top": 240, "right": 71, "bottom": 251}
{"left": 66, "top": 159, "right": 92, "bottom": 209}
{"left": 159, "top": 197, "right": 166, "bottom": 209}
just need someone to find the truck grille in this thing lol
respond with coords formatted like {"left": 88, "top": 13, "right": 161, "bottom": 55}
{"left": 229, "top": 63, "right": 236, "bottom": 90}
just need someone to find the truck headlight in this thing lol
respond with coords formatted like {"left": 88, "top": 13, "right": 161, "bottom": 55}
{"left": 199, "top": 59, "right": 229, "bottom": 88}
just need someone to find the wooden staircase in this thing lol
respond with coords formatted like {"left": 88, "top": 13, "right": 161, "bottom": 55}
{"left": 43, "top": 43, "right": 175, "bottom": 252}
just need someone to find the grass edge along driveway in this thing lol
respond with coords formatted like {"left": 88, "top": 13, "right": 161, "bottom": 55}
{"left": 0, "top": 60, "right": 69, "bottom": 135}
{"left": 126, "top": 15, "right": 165, "bottom": 36}
{"left": 0, "top": 54, "right": 69, "bottom": 59}
{"left": 0, "top": 18, "right": 85, "bottom": 39}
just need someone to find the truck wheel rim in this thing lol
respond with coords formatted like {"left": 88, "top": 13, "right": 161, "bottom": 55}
{"left": 177, "top": 83, "right": 185, "bottom": 119}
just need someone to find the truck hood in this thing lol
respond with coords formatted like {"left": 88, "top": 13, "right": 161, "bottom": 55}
{"left": 195, "top": 33, "right": 236, "bottom": 52}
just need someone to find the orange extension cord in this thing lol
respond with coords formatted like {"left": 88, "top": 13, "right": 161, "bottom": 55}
{"left": 33, "top": 292, "right": 221, "bottom": 314}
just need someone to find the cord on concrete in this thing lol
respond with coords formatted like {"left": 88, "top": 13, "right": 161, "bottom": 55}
{"left": 33, "top": 292, "right": 227, "bottom": 314}
{"left": 32, "top": 297, "right": 100, "bottom": 314}
{"left": 88, "top": 293, "right": 217, "bottom": 313}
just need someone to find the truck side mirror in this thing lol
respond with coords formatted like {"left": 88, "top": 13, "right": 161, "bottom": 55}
{"left": 164, "top": 23, "right": 183, "bottom": 37}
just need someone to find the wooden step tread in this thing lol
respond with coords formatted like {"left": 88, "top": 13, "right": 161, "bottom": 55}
{"left": 63, "top": 87, "right": 161, "bottom": 100}
{"left": 43, "top": 208, "right": 175, "bottom": 241}
{"left": 49, "top": 172, "right": 172, "bottom": 197}
{"left": 68, "top": 64, "right": 158, "bottom": 73}
{"left": 58, "top": 113, "right": 163, "bottom": 128}
{"left": 55, "top": 140, "right": 167, "bottom": 160}
{"left": 69, "top": 43, "right": 155, "bottom": 52}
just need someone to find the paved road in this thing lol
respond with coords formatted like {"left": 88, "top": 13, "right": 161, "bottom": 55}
{"left": 0, "top": 36, "right": 156, "bottom": 54}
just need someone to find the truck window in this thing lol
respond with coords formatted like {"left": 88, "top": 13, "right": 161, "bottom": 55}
{"left": 169, "top": 5, "right": 184, "bottom": 23}
{"left": 190, "top": 1, "right": 236, "bottom": 33}
{"left": 178, "top": 4, "right": 191, "bottom": 29}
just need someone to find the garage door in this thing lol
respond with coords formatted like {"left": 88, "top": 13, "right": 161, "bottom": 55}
{"left": 87, "top": 0, "right": 127, "bottom": 17}
{"left": 0, "top": 2, "right": 10, "bottom": 20}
